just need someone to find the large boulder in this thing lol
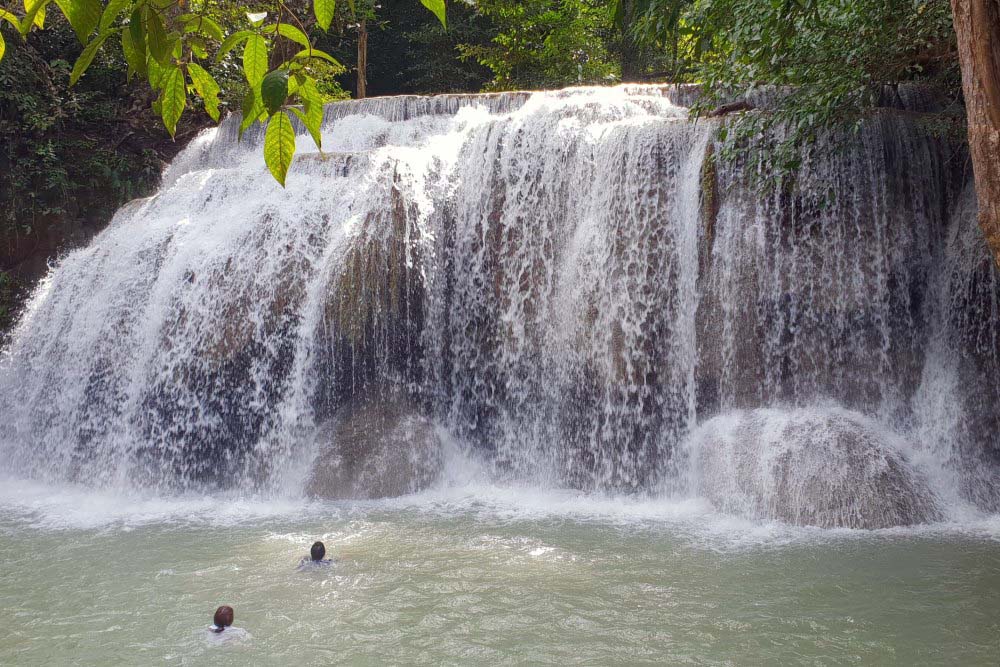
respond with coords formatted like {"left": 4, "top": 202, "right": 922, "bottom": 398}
{"left": 305, "top": 391, "right": 443, "bottom": 499}
{"left": 687, "top": 408, "right": 942, "bottom": 528}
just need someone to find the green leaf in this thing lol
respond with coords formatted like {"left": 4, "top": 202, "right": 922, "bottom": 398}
{"left": 24, "top": 0, "right": 45, "bottom": 29}
{"left": 0, "top": 9, "right": 19, "bottom": 30}
{"left": 189, "top": 35, "right": 208, "bottom": 59}
{"left": 265, "top": 22, "right": 311, "bottom": 48}
{"left": 187, "top": 62, "right": 221, "bottom": 122}
{"left": 216, "top": 29, "right": 253, "bottom": 61}
{"left": 159, "top": 64, "right": 186, "bottom": 137}
{"left": 291, "top": 47, "right": 340, "bottom": 67}
{"left": 128, "top": 6, "right": 145, "bottom": 57}
{"left": 0, "top": 9, "right": 15, "bottom": 60}
{"left": 420, "top": 0, "right": 446, "bottom": 29}
{"left": 121, "top": 27, "right": 145, "bottom": 79}
{"left": 55, "top": 0, "right": 102, "bottom": 43}
{"left": 99, "top": 0, "right": 129, "bottom": 32}
{"left": 239, "top": 89, "right": 264, "bottom": 139}
{"left": 243, "top": 34, "right": 268, "bottom": 87}
{"left": 296, "top": 76, "right": 324, "bottom": 149}
{"left": 264, "top": 111, "right": 296, "bottom": 186}
{"left": 261, "top": 69, "right": 289, "bottom": 116}
{"left": 147, "top": 54, "right": 165, "bottom": 88}
{"left": 145, "top": 6, "right": 170, "bottom": 63}
{"left": 20, "top": 0, "right": 48, "bottom": 35}
{"left": 70, "top": 30, "right": 113, "bottom": 85}
{"left": 182, "top": 15, "right": 224, "bottom": 42}
{"left": 314, "top": 0, "right": 335, "bottom": 31}
{"left": 610, "top": 0, "right": 623, "bottom": 29}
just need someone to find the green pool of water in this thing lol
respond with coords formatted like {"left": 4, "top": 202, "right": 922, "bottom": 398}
{"left": 2, "top": 481, "right": 999, "bottom": 665}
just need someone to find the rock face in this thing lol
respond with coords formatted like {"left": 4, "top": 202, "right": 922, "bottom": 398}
{"left": 916, "top": 187, "right": 1000, "bottom": 512}
{"left": 694, "top": 114, "right": 965, "bottom": 418}
{"left": 689, "top": 408, "right": 942, "bottom": 528}
{"left": 305, "top": 391, "right": 443, "bottom": 499}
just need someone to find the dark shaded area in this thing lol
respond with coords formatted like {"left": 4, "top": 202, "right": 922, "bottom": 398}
{"left": 0, "top": 19, "right": 210, "bottom": 335}
{"left": 315, "top": 0, "right": 493, "bottom": 98}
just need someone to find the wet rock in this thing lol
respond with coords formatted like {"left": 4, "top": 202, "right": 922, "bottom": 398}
{"left": 690, "top": 408, "right": 942, "bottom": 528}
{"left": 919, "top": 190, "right": 1000, "bottom": 512}
{"left": 707, "top": 101, "right": 755, "bottom": 117}
{"left": 305, "top": 391, "right": 443, "bottom": 499}
{"left": 131, "top": 223, "right": 314, "bottom": 488}
{"left": 694, "top": 113, "right": 965, "bottom": 416}
{"left": 311, "top": 169, "right": 425, "bottom": 424}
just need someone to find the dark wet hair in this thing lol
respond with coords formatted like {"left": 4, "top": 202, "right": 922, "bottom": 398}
{"left": 213, "top": 605, "right": 234, "bottom": 629}
{"left": 310, "top": 541, "right": 326, "bottom": 561}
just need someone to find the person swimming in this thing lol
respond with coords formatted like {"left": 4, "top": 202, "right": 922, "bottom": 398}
{"left": 209, "top": 605, "right": 234, "bottom": 634}
{"left": 205, "top": 604, "right": 251, "bottom": 645}
{"left": 298, "top": 540, "right": 333, "bottom": 568}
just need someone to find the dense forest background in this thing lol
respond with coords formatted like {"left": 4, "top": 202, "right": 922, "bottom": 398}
{"left": 0, "top": 0, "right": 989, "bottom": 333}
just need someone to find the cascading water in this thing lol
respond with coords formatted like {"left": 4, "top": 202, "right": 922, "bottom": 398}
{"left": 699, "top": 114, "right": 955, "bottom": 417}
{"left": 0, "top": 84, "right": 996, "bottom": 527}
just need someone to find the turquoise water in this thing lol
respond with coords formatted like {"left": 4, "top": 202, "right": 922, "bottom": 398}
{"left": 2, "top": 480, "right": 1000, "bottom": 665}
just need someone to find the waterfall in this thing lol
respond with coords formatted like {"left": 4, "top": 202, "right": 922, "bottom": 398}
{"left": 0, "top": 85, "right": 995, "bottom": 525}
{"left": 700, "top": 115, "right": 952, "bottom": 417}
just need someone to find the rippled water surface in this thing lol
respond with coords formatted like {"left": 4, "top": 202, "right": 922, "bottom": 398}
{"left": 2, "top": 480, "right": 1000, "bottom": 665}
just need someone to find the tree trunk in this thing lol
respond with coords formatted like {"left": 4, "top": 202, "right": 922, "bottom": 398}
{"left": 952, "top": 0, "right": 1000, "bottom": 264}
{"left": 357, "top": 20, "right": 368, "bottom": 99}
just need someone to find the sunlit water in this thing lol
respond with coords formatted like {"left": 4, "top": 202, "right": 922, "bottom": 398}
{"left": 2, "top": 479, "right": 1000, "bottom": 665}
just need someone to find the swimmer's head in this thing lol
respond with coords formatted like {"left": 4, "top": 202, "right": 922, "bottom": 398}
{"left": 213, "top": 605, "right": 234, "bottom": 629}
{"left": 310, "top": 541, "right": 326, "bottom": 561}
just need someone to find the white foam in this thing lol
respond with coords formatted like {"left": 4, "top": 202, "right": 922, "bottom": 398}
{"left": 0, "top": 476, "right": 310, "bottom": 531}
{"left": 3, "top": 473, "right": 1000, "bottom": 554}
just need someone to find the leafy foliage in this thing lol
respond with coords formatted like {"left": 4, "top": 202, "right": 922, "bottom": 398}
{"left": 314, "top": 0, "right": 335, "bottom": 31}
{"left": 307, "top": 0, "right": 489, "bottom": 97}
{"left": 627, "top": 1, "right": 960, "bottom": 156}
{"left": 0, "top": 270, "right": 23, "bottom": 336}
{"left": 458, "top": 0, "right": 960, "bottom": 121}
{"left": 0, "top": 16, "right": 163, "bottom": 324}
{"left": 0, "top": 0, "right": 448, "bottom": 185}
{"left": 3, "top": 1, "right": 961, "bottom": 185}
{"left": 263, "top": 108, "right": 294, "bottom": 185}
{"left": 459, "top": 0, "right": 618, "bottom": 91}
{"left": 187, "top": 61, "right": 220, "bottom": 120}
{"left": 418, "top": 0, "right": 445, "bottom": 29}
{"left": 629, "top": 0, "right": 958, "bottom": 111}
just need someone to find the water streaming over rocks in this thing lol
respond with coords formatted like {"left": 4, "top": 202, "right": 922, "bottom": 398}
{"left": 684, "top": 407, "right": 943, "bottom": 528}
{"left": 0, "top": 84, "right": 996, "bottom": 528}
